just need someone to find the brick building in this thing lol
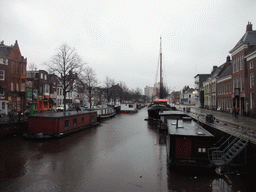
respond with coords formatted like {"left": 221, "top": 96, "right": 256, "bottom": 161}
{"left": 229, "top": 22, "right": 256, "bottom": 116}
{"left": 216, "top": 56, "right": 232, "bottom": 112}
{"left": 0, "top": 40, "right": 27, "bottom": 114}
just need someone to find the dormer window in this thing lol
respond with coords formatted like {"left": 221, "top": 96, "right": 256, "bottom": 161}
{"left": 0, "top": 58, "right": 4, "bottom": 64}
{"left": 44, "top": 74, "right": 47, "bottom": 80}
{"left": 41, "top": 73, "right": 43, "bottom": 79}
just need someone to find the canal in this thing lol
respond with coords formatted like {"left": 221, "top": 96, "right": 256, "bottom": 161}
{"left": 0, "top": 108, "right": 250, "bottom": 191}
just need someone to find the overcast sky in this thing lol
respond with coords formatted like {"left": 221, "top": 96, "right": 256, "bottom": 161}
{"left": 1, "top": 0, "right": 256, "bottom": 93}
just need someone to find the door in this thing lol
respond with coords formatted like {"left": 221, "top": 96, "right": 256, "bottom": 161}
{"left": 175, "top": 137, "right": 192, "bottom": 158}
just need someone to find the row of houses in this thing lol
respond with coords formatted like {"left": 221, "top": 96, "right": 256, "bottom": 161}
{"left": 0, "top": 38, "right": 86, "bottom": 115}
{"left": 0, "top": 40, "right": 123, "bottom": 115}
{"left": 194, "top": 22, "right": 256, "bottom": 117}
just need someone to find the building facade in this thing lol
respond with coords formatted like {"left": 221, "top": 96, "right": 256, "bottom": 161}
{"left": 0, "top": 40, "right": 27, "bottom": 114}
{"left": 216, "top": 56, "right": 232, "bottom": 112}
{"left": 229, "top": 22, "right": 256, "bottom": 116}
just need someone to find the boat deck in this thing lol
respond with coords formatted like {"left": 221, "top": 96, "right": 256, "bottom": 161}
{"left": 167, "top": 119, "right": 214, "bottom": 137}
{"left": 28, "top": 111, "right": 96, "bottom": 119}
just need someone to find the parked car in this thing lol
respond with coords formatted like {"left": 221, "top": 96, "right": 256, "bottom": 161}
{"left": 0, "top": 109, "right": 6, "bottom": 117}
{"left": 56, "top": 104, "right": 69, "bottom": 112}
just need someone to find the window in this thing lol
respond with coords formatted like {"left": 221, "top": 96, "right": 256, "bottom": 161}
{"left": 198, "top": 148, "right": 206, "bottom": 153}
{"left": 44, "top": 74, "right": 47, "bottom": 80}
{"left": 241, "top": 76, "right": 244, "bottom": 91}
{"left": 250, "top": 61, "right": 254, "bottom": 69}
{"left": 22, "top": 65, "right": 26, "bottom": 75}
{"left": 236, "top": 57, "right": 239, "bottom": 72}
{"left": 65, "top": 120, "right": 70, "bottom": 128}
{"left": 44, "top": 84, "right": 50, "bottom": 94}
{"left": 250, "top": 73, "right": 254, "bottom": 89}
{"left": 11, "top": 62, "right": 15, "bottom": 73}
{"left": 250, "top": 92, "right": 254, "bottom": 109}
{"left": 73, "top": 118, "right": 77, "bottom": 126}
{"left": 82, "top": 117, "right": 84, "bottom": 125}
{"left": 16, "top": 83, "right": 19, "bottom": 91}
{"left": 129, "top": 104, "right": 133, "bottom": 108}
{"left": 5, "top": 59, "right": 8, "bottom": 65}
{"left": 233, "top": 60, "right": 236, "bottom": 73}
{"left": 240, "top": 55, "right": 244, "bottom": 70}
{"left": 237, "top": 77, "right": 239, "bottom": 89}
{"left": 0, "top": 58, "right": 4, "bottom": 64}
{"left": 11, "top": 82, "right": 14, "bottom": 91}
{"left": 21, "top": 83, "right": 25, "bottom": 91}
{"left": 2, "top": 102, "right": 5, "bottom": 109}
{"left": 41, "top": 73, "right": 43, "bottom": 79}
{"left": 0, "top": 89, "right": 4, "bottom": 95}
{"left": 233, "top": 79, "right": 236, "bottom": 93}
{"left": 0, "top": 70, "right": 4, "bottom": 80}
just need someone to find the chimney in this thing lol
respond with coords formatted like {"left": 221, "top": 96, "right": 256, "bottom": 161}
{"left": 246, "top": 22, "right": 252, "bottom": 32}
{"left": 226, "top": 55, "right": 231, "bottom": 62}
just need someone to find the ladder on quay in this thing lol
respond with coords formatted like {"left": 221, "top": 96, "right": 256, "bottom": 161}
{"left": 208, "top": 127, "right": 249, "bottom": 174}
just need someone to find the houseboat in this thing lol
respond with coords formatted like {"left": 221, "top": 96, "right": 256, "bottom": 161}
{"left": 24, "top": 111, "right": 98, "bottom": 139}
{"left": 90, "top": 105, "right": 116, "bottom": 120}
{"left": 120, "top": 102, "right": 138, "bottom": 113}
{"left": 166, "top": 116, "right": 215, "bottom": 175}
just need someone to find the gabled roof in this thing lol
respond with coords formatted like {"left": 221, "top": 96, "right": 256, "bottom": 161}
{"left": 218, "top": 64, "right": 232, "bottom": 79}
{"left": 229, "top": 28, "right": 256, "bottom": 53}
{"left": 211, "top": 64, "right": 225, "bottom": 78}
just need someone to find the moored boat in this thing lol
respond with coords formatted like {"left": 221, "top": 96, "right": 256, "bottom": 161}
{"left": 166, "top": 116, "right": 215, "bottom": 175}
{"left": 120, "top": 102, "right": 138, "bottom": 113}
{"left": 147, "top": 38, "right": 176, "bottom": 119}
{"left": 91, "top": 105, "right": 116, "bottom": 121}
{"left": 24, "top": 111, "right": 99, "bottom": 139}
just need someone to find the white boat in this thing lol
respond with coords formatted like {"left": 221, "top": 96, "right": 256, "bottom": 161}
{"left": 120, "top": 102, "right": 138, "bottom": 113}
{"left": 91, "top": 105, "right": 116, "bottom": 120}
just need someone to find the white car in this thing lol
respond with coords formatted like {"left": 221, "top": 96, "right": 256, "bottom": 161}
{"left": 56, "top": 104, "right": 69, "bottom": 112}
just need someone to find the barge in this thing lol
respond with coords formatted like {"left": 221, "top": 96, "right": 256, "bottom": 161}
{"left": 24, "top": 111, "right": 98, "bottom": 139}
{"left": 166, "top": 116, "right": 215, "bottom": 175}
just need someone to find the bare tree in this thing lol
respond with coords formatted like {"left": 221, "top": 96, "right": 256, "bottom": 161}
{"left": 104, "top": 76, "right": 114, "bottom": 104}
{"left": 46, "top": 44, "right": 85, "bottom": 111}
{"left": 81, "top": 67, "right": 97, "bottom": 109}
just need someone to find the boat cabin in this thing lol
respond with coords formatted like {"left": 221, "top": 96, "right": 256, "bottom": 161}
{"left": 120, "top": 102, "right": 138, "bottom": 113}
{"left": 27, "top": 111, "right": 98, "bottom": 137}
{"left": 166, "top": 117, "right": 215, "bottom": 172}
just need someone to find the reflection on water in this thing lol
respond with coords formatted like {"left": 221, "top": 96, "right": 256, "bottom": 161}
{"left": 0, "top": 108, "right": 249, "bottom": 191}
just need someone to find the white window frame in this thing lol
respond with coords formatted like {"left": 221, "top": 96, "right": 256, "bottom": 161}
{"left": 240, "top": 55, "right": 244, "bottom": 70}
{"left": 250, "top": 73, "right": 254, "bottom": 89}
{"left": 11, "top": 82, "right": 14, "bottom": 91}
{"left": 250, "top": 61, "right": 254, "bottom": 69}
{"left": 250, "top": 92, "right": 254, "bottom": 109}
{"left": 240, "top": 76, "right": 244, "bottom": 91}
{"left": 44, "top": 74, "right": 47, "bottom": 80}
{"left": 236, "top": 57, "right": 239, "bottom": 72}
{"left": 21, "top": 83, "right": 25, "bottom": 92}
{"left": 233, "top": 60, "right": 236, "bottom": 73}
{"left": 16, "top": 83, "right": 19, "bottom": 91}
{"left": 0, "top": 70, "right": 4, "bottom": 80}
{"left": 0, "top": 58, "right": 4, "bottom": 64}
{"left": 41, "top": 73, "right": 43, "bottom": 79}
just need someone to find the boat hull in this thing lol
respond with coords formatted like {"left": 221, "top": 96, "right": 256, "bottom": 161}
{"left": 25, "top": 111, "right": 98, "bottom": 139}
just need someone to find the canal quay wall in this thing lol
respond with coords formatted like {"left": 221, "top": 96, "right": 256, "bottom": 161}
{"left": 184, "top": 107, "right": 256, "bottom": 181}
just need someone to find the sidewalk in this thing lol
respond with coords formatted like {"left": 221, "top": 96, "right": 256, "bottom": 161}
{"left": 189, "top": 106, "right": 256, "bottom": 131}
{"left": 186, "top": 106, "right": 256, "bottom": 144}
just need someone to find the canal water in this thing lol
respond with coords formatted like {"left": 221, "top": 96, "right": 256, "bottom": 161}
{"left": 0, "top": 108, "right": 250, "bottom": 191}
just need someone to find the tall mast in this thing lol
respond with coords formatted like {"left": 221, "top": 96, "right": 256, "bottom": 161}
{"left": 160, "top": 37, "right": 163, "bottom": 99}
